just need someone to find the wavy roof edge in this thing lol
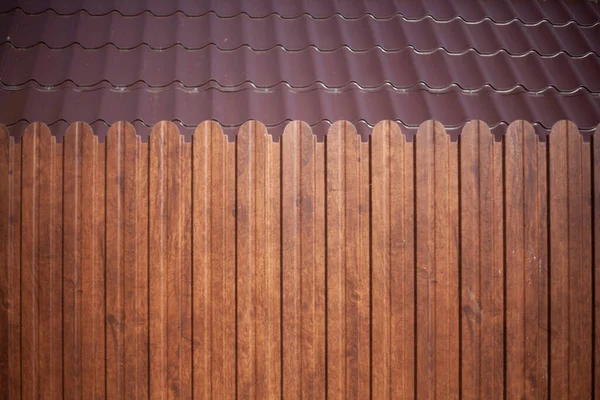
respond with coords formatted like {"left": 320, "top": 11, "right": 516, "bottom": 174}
{"left": 1, "top": 3, "right": 599, "bottom": 26}
{"left": 3, "top": 7, "right": 600, "bottom": 27}
{"left": 6, "top": 42, "right": 599, "bottom": 59}
{"left": 4, "top": 80, "right": 599, "bottom": 96}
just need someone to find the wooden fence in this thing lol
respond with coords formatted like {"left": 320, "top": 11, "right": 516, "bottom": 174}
{"left": 0, "top": 119, "right": 598, "bottom": 399}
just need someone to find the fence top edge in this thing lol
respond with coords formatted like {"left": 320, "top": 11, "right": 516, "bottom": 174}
{"left": 0, "top": 119, "right": 596, "bottom": 144}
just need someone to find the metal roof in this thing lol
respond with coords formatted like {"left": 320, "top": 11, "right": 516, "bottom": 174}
{"left": 0, "top": 0, "right": 598, "bottom": 140}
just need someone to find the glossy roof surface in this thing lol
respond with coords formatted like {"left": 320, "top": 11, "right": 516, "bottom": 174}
{"left": 0, "top": 0, "right": 599, "bottom": 140}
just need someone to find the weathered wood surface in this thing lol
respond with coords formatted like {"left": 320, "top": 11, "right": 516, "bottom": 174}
{"left": 0, "top": 120, "right": 596, "bottom": 399}
{"left": 505, "top": 121, "right": 549, "bottom": 399}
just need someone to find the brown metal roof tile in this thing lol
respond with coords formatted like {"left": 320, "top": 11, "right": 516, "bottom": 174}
{"left": 2, "top": 10, "right": 598, "bottom": 56}
{"left": 1, "top": 44, "right": 598, "bottom": 92}
{"left": 2, "top": 0, "right": 599, "bottom": 22}
{"left": 0, "top": 0, "right": 598, "bottom": 138}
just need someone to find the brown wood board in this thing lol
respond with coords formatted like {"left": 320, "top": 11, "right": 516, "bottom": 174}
{"left": 0, "top": 119, "right": 597, "bottom": 399}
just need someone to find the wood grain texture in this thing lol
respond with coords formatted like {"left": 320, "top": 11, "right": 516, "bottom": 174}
{"left": 326, "top": 121, "right": 370, "bottom": 400}
{"left": 149, "top": 121, "right": 193, "bottom": 399}
{"left": 505, "top": 121, "right": 549, "bottom": 399}
{"left": 63, "top": 123, "right": 106, "bottom": 399}
{"left": 7, "top": 119, "right": 599, "bottom": 398}
{"left": 549, "top": 121, "right": 593, "bottom": 398}
{"left": 282, "top": 121, "right": 326, "bottom": 399}
{"left": 415, "top": 121, "right": 460, "bottom": 400}
{"left": 371, "top": 121, "right": 415, "bottom": 399}
{"left": 0, "top": 126, "right": 20, "bottom": 398}
{"left": 594, "top": 126, "right": 600, "bottom": 400}
{"left": 106, "top": 122, "right": 149, "bottom": 399}
{"left": 460, "top": 121, "right": 504, "bottom": 399}
{"left": 592, "top": 126, "right": 600, "bottom": 399}
{"left": 192, "top": 121, "right": 236, "bottom": 399}
{"left": 21, "top": 123, "right": 63, "bottom": 399}
{"left": 236, "top": 121, "right": 281, "bottom": 399}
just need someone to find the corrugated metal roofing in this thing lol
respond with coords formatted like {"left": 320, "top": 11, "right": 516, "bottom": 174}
{"left": 0, "top": 0, "right": 598, "bottom": 140}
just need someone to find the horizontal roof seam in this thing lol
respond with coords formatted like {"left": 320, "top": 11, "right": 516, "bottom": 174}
{"left": 4, "top": 41, "right": 599, "bottom": 59}
{"left": 1, "top": 7, "right": 599, "bottom": 28}
{"left": 1, "top": 80, "right": 599, "bottom": 96}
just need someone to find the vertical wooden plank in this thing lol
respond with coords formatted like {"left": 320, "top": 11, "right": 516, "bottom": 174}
{"left": 21, "top": 123, "right": 63, "bottom": 398}
{"left": 192, "top": 122, "right": 211, "bottom": 400}
{"left": 314, "top": 133, "right": 327, "bottom": 399}
{"left": 460, "top": 121, "right": 504, "bottom": 399}
{"left": 415, "top": 121, "right": 460, "bottom": 399}
{"left": 106, "top": 122, "right": 149, "bottom": 399}
{"left": 594, "top": 126, "right": 600, "bottom": 400}
{"left": 0, "top": 126, "right": 20, "bottom": 398}
{"left": 63, "top": 124, "right": 82, "bottom": 399}
{"left": 371, "top": 121, "right": 415, "bottom": 398}
{"left": 549, "top": 121, "right": 569, "bottom": 397}
{"left": 149, "top": 121, "right": 192, "bottom": 399}
{"left": 181, "top": 137, "right": 192, "bottom": 398}
{"left": 358, "top": 135, "right": 370, "bottom": 399}
{"left": 535, "top": 127, "right": 550, "bottom": 400}
{"left": 282, "top": 121, "right": 326, "bottom": 399}
{"left": 63, "top": 123, "right": 106, "bottom": 399}
{"left": 18, "top": 124, "right": 45, "bottom": 397}
{"left": 549, "top": 121, "right": 593, "bottom": 398}
{"left": 505, "top": 121, "right": 548, "bottom": 398}
{"left": 192, "top": 121, "right": 236, "bottom": 399}
{"left": 131, "top": 136, "right": 149, "bottom": 399}
{"left": 134, "top": 135, "right": 150, "bottom": 398}
{"left": 0, "top": 127, "right": 8, "bottom": 397}
{"left": 571, "top": 123, "right": 594, "bottom": 399}
{"left": 326, "top": 121, "right": 370, "bottom": 399}
{"left": 83, "top": 133, "right": 106, "bottom": 400}
{"left": 236, "top": 121, "right": 281, "bottom": 399}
